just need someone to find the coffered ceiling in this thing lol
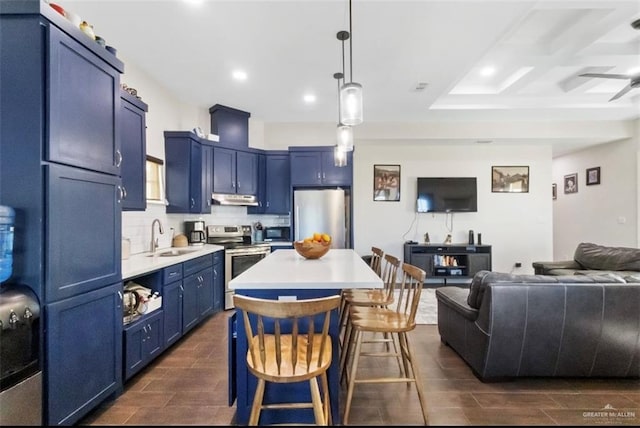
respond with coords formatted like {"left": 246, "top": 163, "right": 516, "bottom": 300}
{"left": 65, "top": 0, "right": 640, "bottom": 153}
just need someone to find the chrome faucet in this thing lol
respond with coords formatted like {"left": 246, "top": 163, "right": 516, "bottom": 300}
{"left": 150, "top": 218, "right": 165, "bottom": 253}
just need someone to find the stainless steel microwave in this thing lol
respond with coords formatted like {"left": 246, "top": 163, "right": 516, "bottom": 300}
{"left": 263, "top": 226, "right": 290, "bottom": 242}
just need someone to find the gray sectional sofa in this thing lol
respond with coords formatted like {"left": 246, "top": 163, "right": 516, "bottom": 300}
{"left": 435, "top": 271, "right": 640, "bottom": 381}
{"left": 533, "top": 242, "right": 640, "bottom": 278}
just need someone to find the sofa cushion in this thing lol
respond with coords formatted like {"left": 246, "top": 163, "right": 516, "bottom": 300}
{"left": 572, "top": 271, "right": 627, "bottom": 283}
{"left": 624, "top": 274, "right": 640, "bottom": 283}
{"left": 574, "top": 242, "right": 640, "bottom": 271}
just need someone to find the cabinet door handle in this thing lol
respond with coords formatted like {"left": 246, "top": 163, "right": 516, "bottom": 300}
{"left": 117, "top": 186, "right": 123, "bottom": 203}
{"left": 115, "top": 150, "right": 123, "bottom": 167}
{"left": 317, "top": 172, "right": 321, "bottom": 180}
{"left": 232, "top": 181, "right": 236, "bottom": 189}
{"left": 190, "top": 198, "right": 195, "bottom": 208}
{"left": 322, "top": 172, "right": 326, "bottom": 179}
{"left": 122, "top": 186, "right": 127, "bottom": 200}
{"left": 266, "top": 201, "right": 270, "bottom": 208}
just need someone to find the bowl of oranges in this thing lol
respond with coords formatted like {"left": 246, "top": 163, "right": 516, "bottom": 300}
{"left": 294, "top": 233, "right": 331, "bottom": 259}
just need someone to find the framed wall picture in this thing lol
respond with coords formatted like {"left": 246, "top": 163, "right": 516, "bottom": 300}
{"left": 586, "top": 167, "right": 601, "bottom": 186}
{"left": 373, "top": 164, "right": 400, "bottom": 201}
{"left": 491, "top": 166, "right": 529, "bottom": 193}
{"left": 564, "top": 173, "right": 578, "bottom": 194}
{"left": 552, "top": 183, "right": 557, "bottom": 200}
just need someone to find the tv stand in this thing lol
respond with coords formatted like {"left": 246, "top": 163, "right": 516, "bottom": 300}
{"left": 403, "top": 243, "right": 492, "bottom": 286}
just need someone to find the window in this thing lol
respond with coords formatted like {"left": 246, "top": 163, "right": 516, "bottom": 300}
{"left": 146, "top": 155, "right": 166, "bottom": 204}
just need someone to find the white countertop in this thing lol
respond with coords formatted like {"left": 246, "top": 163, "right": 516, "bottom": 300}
{"left": 122, "top": 244, "right": 224, "bottom": 280}
{"left": 229, "top": 248, "right": 383, "bottom": 290}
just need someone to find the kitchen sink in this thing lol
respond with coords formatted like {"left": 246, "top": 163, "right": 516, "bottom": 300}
{"left": 146, "top": 248, "right": 200, "bottom": 257}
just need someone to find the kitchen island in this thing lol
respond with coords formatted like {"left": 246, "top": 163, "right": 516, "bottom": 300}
{"left": 228, "top": 249, "right": 382, "bottom": 425}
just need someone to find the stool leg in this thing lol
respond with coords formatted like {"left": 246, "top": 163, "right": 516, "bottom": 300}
{"left": 309, "top": 377, "right": 326, "bottom": 425}
{"left": 401, "top": 331, "right": 429, "bottom": 425}
{"left": 248, "top": 378, "right": 266, "bottom": 425}
{"left": 343, "top": 328, "right": 363, "bottom": 425}
{"left": 321, "top": 372, "right": 332, "bottom": 425}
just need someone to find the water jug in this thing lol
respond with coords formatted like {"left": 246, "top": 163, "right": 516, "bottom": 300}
{"left": 0, "top": 205, "right": 15, "bottom": 283}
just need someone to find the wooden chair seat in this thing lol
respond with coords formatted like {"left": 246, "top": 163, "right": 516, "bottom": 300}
{"left": 246, "top": 334, "right": 333, "bottom": 383}
{"left": 349, "top": 309, "right": 415, "bottom": 332}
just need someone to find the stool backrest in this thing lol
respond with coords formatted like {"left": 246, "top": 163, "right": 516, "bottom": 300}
{"left": 234, "top": 294, "right": 341, "bottom": 375}
{"left": 393, "top": 263, "right": 427, "bottom": 325}
{"left": 370, "top": 246, "right": 384, "bottom": 276}
{"left": 381, "top": 253, "right": 401, "bottom": 300}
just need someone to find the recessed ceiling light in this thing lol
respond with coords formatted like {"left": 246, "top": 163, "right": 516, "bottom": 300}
{"left": 476, "top": 140, "right": 493, "bottom": 144}
{"left": 232, "top": 70, "right": 247, "bottom": 81}
{"left": 480, "top": 66, "right": 496, "bottom": 77}
{"left": 303, "top": 94, "right": 317, "bottom": 104}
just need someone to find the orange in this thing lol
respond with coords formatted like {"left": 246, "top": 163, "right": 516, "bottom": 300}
{"left": 313, "top": 232, "right": 322, "bottom": 241}
{"left": 322, "top": 234, "right": 331, "bottom": 243}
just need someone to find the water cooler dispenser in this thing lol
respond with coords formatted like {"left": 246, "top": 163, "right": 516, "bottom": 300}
{"left": 0, "top": 206, "right": 42, "bottom": 425}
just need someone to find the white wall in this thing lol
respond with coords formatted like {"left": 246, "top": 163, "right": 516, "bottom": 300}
{"left": 351, "top": 142, "right": 553, "bottom": 274}
{"left": 552, "top": 130, "right": 638, "bottom": 260}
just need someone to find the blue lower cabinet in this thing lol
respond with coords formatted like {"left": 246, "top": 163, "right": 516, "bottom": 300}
{"left": 123, "top": 310, "right": 164, "bottom": 381}
{"left": 213, "top": 252, "right": 224, "bottom": 312}
{"left": 182, "top": 267, "right": 213, "bottom": 334}
{"left": 162, "top": 280, "right": 183, "bottom": 348}
{"left": 45, "top": 283, "right": 123, "bottom": 426}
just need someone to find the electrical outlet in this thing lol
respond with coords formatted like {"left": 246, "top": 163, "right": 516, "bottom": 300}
{"left": 514, "top": 262, "right": 522, "bottom": 268}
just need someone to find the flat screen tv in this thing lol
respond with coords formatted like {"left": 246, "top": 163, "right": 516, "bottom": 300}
{"left": 416, "top": 177, "right": 477, "bottom": 213}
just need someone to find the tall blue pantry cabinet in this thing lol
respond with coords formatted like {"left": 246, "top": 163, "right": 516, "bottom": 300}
{"left": 1, "top": 2, "right": 124, "bottom": 425}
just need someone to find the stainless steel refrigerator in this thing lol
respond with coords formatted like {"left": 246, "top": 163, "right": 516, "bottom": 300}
{"left": 293, "top": 189, "right": 350, "bottom": 248}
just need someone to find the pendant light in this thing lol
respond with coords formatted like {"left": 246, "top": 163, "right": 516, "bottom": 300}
{"left": 334, "top": 145, "right": 347, "bottom": 167}
{"left": 340, "top": 0, "right": 363, "bottom": 126}
{"left": 334, "top": 71, "right": 353, "bottom": 152}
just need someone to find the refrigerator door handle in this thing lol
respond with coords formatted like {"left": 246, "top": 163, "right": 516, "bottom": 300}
{"left": 294, "top": 205, "right": 300, "bottom": 241}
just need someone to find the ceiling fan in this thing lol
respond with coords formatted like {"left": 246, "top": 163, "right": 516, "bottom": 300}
{"left": 578, "top": 18, "right": 640, "bottom": 102}
{"left": 579, "top": 72, "right": 640, "bottom": 102}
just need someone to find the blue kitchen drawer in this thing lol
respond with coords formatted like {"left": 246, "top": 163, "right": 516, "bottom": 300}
{"left": 163, "top": 264, "right": 183, "bottom": 284}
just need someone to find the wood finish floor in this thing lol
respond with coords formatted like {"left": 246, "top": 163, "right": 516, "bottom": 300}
{"left": 79, "top": 310, "right": 640, "bottom": 425}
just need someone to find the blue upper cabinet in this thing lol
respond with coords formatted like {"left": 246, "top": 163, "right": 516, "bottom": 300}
{"left": 209, "top": 104, "right": 250, "bottom": 148}
{"left": 265, "top": 153, "right": 291, "bottom": 214}
{"left": 213, "top": 147, "right": 258, "bottom": 195}
{"left": 212, "top": 147, "right": 235, "bottom": 194}
{"left": 290, "top": 147, "right": 353, "bottom": 187}
{"left": 120, "top": 90, "right": 148, "bottom": 211}
{"left": 48, "top": 26, "right": 121, "bottom": 176}
{"left": 165, "top": 131, "right": 213, "bottom": 214}
{"left": 236, "top": 150, "right": 258, "bottom": 195}
{"left": 248, "top": 151, "right": 290, "bottom": 215}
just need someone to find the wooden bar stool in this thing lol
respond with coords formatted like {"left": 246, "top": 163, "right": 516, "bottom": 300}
{"left": 338, "top": 253, "right": 401, "bottom": 383}
{"left": 338, "top": 246, "right": 384, "bottom": 336}
{"left": 233, "top": 294, "right": 342, "bottom": 426}
{"left": 342, "top": 262, "right": 429, "bottom": 425}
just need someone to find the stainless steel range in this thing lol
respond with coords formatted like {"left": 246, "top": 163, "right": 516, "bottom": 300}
{"left": 206, "top": 225, "right": 271, "bottom": 309}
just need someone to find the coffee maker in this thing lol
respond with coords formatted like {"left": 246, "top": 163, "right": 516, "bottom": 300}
{"left": 184, "top": 220, "right": 206, "bottom": 245}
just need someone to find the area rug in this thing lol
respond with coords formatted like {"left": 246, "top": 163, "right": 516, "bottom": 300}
{"left": 394, "top": 288, "right": 438, "bottom": 325}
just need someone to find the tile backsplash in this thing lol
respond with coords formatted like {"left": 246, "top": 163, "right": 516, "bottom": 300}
{"left": 122, "top": 204, "right": 290, "bottom": 255}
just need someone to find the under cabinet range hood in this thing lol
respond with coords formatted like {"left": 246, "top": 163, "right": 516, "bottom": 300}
{"left": 212, "top": 193, "right": 259, "bottom": 206}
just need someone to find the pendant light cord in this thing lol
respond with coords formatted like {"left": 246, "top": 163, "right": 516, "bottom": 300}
{"left": 348, "top": 0, "right": 353, "bottom": 83}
